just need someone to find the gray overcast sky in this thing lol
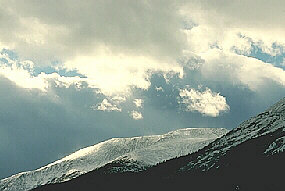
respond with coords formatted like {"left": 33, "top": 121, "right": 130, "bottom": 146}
{"left": 0, "top": 0, "right": 285, "bottom": 179}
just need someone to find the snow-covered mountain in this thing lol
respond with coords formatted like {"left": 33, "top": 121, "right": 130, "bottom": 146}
{"left": 30, "top": 97, "right": 285, "bottom": 191}
{"left": 0, "top": 128, "right": 228, "bottom": 191}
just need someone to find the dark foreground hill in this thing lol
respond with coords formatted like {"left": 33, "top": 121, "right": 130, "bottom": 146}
{"left": 34, "top": 98, "right": 285, "bottom": 191}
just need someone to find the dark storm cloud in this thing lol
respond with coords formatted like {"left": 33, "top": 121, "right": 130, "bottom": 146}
{"left": 0, "top": 0, "right": 185, "bottom": 63}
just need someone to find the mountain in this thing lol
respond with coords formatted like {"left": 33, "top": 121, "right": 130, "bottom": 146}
{"left": 0, "top": 128, "right": 228, "bottom": 191}
{"left": 33, "top": 97, "right": 285, "bottom": 191}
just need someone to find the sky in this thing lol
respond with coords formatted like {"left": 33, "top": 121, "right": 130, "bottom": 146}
{"left": 0, "top": 0, "right": 285, "bottom": 179}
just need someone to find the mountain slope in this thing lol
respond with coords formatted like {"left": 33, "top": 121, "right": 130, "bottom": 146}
{"left": 0, "top": 128, "right": 228, "bottom": 191}
{"left": 33, "top": 97, "right": 285, "bottom": 191}
{"left": 180, "top": 97, "right": 285, "bottom": 172}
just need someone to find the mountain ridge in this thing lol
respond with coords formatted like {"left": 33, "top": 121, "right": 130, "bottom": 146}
{"left": 0, "top": 127, "right": 228, "bottom": 191}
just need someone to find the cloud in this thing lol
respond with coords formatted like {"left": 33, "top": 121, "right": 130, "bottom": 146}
{"left": 178, "top": 1, "right": 285, "bottom": 91}
{"left": 64, "top": 51, "right": 183, "bottom": 96}
{"left": 130, "top": 111, "right": 143, "bottom": 120}
{"left": 179, "top": 87, "right": 230, "bottom": 117}
{"left": 92, "top": 99, "right": 121, "bottom": 112}
{"left": 200, "top": 49, "right": 285, "bottom": 90}
{"left": 133, "top": 99, "right": 143, "bottom": 108}
{"left": 0, "top": 62, "right": 48, "bottom": 91}
{"left": 0, "top": 0, "right": 185, "bottom": 62}
{"left": 0, "top": 50, "right": 85, "bottom": 91}
{"left": 0, "top": 51, "right": 47, "bottom": 91}
{"left": 0, "top": 1, "right": 189, "bottom": 97}
{"left": 1, "top": 0, "right": 284, "bottom": 97}
{"left": 111, "top": 96, "right": 127, "bottom": 104}
{"left": 181, "top": 0, "right": 285, "bottom": 46}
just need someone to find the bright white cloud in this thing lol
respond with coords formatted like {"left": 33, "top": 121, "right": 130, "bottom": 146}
{"left": 92, "top": 99, "right": 121, "bottom": 112}
{"left": 130, "top": 111, "right": 143, "bottom": 120}
{"left": 0, "top": 65, "right": 48, "bottom": 91}
{"left": 181, "top": 0, "right": 285, "bottom": 47}
{"left": 0, "top": 52, "right": 47, "bottom": 91}
{"left": 133, "top": 99, "right": 143, "bottom": 108}
{"left": 200, "top": 49, "right": 285, "bottom": 90}
{"left": 179, "top": 88, "right": 230, "bottom": 117}
{"left": 0, "top": 51, "right": 85, "bottom": 91}
{"left": 64, "top": 50, "right": 183, "bottom": 96}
